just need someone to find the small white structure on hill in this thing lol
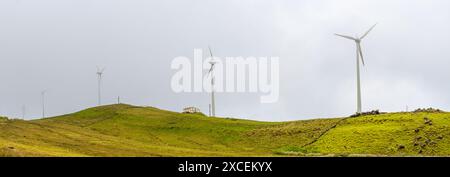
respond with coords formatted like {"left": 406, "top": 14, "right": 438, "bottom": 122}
{"left": 182, "top": 107, "right": 201, "bottom": 114}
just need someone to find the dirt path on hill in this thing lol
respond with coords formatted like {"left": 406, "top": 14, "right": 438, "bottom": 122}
{"left": 302, "top": 118, "right": 349, "bottom": 147}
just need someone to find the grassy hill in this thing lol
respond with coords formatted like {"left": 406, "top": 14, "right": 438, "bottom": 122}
{"left": 1, "top": 104, "right": 449, "bottom": 157}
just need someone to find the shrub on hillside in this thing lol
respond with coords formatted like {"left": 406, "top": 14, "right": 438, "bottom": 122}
{"left": 350, "top": 110, "right": 385, "bottom": 117}
{"left": 413, "top": 108, "right": 444, "bottom": 113}
{"left": 0, "top": 116, "right": 8, "bottom": 122}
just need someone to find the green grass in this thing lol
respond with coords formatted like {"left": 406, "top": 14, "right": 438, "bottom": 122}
{"left": 307, "top": 112, "right": 450, "bottom": 156}
{"left": 1, "top": 104, "right": 449, "bottom": 157}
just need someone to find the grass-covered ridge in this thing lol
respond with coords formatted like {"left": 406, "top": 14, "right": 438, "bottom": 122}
{"left": 1, "top": 104, "right": 449, "bottom": 157}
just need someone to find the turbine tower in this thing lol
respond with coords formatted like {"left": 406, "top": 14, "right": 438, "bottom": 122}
{"left": 41, "top": 90, "right": 47, "bottom": 118}
{"left": 96, "top": 66, "right": 105, "bottom": 106}
{"left": 22, "top": 105, "right": 26, "bottom": 120}
{"left": 335, "top": 23, "right": 377, "bottom": 114}
{"left": 207, "top": 46, "right": 217, "bottom": 117}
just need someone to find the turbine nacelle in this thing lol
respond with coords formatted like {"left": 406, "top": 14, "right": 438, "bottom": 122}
{"left": 209, "top": 60, "right": 217, "bottom": 65}
{"left": 96, "top": 66, "right": 105, "bottom": 75}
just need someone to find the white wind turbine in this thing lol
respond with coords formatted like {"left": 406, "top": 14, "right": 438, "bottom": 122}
{"left": 22, "top": 105, "right": 26, "bottom": 120}
{"left": 41, "top": 90, "right": 47, "bottom": 118}
{"left": 335, "top": 23, "right": 377, "bottom": 114}
{"left": 207, "top": 46, "right": 217, "bottom": 117}
{"left": 96, "top": 66, "right": 105, "bottom": 106}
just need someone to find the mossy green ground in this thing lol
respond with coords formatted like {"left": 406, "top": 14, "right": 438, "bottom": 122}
{"left": 1, "top": 104, "right": 449, "bottom": 157}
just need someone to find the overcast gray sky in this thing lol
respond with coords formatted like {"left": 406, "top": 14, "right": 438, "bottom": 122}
{"left": 1, "top": 0, "right": 450, "bottom": 121}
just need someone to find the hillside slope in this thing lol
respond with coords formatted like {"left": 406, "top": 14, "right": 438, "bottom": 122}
{"left": 1, "top": 104, "right": 449, "bottom": 157}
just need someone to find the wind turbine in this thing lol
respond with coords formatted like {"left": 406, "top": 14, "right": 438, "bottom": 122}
{"left": 207, "top": 46, "right": 217, "bottom": 117}
{"left": 22, "top": 105, "right": 26, "bottom": 119}
{"left": 335, "top": 23, "right": 377, "bottom": 114}
{"left": 96, "top": 66, "right": 105, "bottom": 106}
{"left": 41, "top": 90, "right": 47, "bottom": 118}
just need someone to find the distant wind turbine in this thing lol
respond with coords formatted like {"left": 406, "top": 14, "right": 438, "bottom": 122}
{"left": 207, "top": 46, "right": 217, "bottom": 117}
{"left": 41, "top": 90, "right": 47, "bottom": 118}
{"left": 335, "top": 23, "right": 377, "bottom": 114}
{"left": 22, "top": 105, "right": 26, "bottom": 119}
{"left": 96, "top": 66, "right": 105, "bottom": 106}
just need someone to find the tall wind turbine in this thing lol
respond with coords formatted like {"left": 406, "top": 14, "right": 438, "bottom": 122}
{"left": 335, "top": 23, "right": 377, "bottom": 114}
{"left": 207, "top": 46, "right": 217, "bottom": 117}
{"left": 96, "top": 66, "right": 105, "bottom": 106}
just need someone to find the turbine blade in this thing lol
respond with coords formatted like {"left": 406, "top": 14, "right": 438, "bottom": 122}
{"left": 208, "top": 46, "right": 213, "bottom": 58}
{"left": 207, "top": 46, "right": 215, "bottom": 76}
{"left": 361, "top": 23, "right": 377, "bottom": 39}
{"left": 207, "top": 64, "right": 215, "bottom": 75}
{"left": 335, "top": 33, "right": 357, "bottom": 41}
{"left": 208, "top": 66, "right": 213, "bottom": 74}
{"left": 358, "top": 43, "right": 365, "bottom": 66}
